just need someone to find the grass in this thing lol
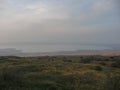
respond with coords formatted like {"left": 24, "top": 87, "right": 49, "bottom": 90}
{"left": 0, "top": 55, "right": 120, "bottom": 90}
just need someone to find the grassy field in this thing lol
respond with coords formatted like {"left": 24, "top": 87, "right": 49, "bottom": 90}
{"left": 0, "top": 55, "right": 120, "bottom": 90}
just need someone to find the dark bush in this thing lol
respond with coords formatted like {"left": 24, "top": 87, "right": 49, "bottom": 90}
{"left": 111, "top": 61, "right": 120, "bottom": 68}
{"left": 105, "top": 73, "right": 120, "bottom": 90}
{"left": 94, "top": 66, "right": 103, "bottom": 71}
{"left": 0, "top": 69, "right": 25, "bottom": 89}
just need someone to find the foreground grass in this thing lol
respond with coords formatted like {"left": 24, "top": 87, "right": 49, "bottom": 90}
{"left": 0, "top": 55, "right": 120, "bottom": 90}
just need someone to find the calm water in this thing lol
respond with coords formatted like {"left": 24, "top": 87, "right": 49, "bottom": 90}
{"left": 0, "top": 43, "right": 111, "bottom": 53}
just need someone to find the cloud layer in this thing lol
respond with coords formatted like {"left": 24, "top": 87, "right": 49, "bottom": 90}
{"left": 0, "top": 0, "right": 120, "bottom": 44}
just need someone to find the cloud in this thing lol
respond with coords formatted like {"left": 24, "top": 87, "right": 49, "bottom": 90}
{"left": 77, "top": 0, "right": 115, "bottom": 22}
{"left": 0, "top": 0, "right": 116, "bottom": 22}
{"left": 93, "top": 0, "right": 113, "bottom": 12}
{"left": 0, "top": 0, "right": 6, "bottom": 9}
{"left": 0, "top": 0, "right": 119, "bottom": 44}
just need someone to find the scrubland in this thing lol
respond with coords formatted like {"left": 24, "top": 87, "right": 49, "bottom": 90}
{"left": 0, "top": 55, "right": 120, "bottom": 90}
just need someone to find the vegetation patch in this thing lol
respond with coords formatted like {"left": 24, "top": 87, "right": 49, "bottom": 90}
{"left": 0, "top": 56, "right": 119, "bottom": 90}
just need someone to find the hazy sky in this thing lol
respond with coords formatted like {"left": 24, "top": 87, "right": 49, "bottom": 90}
{"left": 0, "top": 0, "right": 120, "bottom": 44}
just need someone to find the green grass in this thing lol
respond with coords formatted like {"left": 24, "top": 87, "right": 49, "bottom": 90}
{"left": 0, "top": 55, "right": 120, "bottom": 90}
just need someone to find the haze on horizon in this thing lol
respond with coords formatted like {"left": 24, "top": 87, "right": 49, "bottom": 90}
{"left": 0, "top": 0, "right": 120, "bottom": 45}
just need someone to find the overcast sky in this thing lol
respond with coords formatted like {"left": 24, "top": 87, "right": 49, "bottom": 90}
{"left": 0, "top": 0, "right": 120, "bottom": 44}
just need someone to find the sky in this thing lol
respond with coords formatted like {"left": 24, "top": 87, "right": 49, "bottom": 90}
{"left": 0, "top": 0, "right": 120, "bottom": 45}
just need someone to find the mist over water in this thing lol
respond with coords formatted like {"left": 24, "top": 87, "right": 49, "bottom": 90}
{"left": 0, "top": 43, "right": 111, "bottom": 53}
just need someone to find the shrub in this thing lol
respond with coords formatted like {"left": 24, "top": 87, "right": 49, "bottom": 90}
{"left": 0, "top": 69, "right": 25, "bottom": 89}
{"left": 94, "top": 66, "right": 103, "bottom": 71}
{"left": 111, "top": 62, "right": 120, "bottom": 68}
{"left": 105, "top": 73, "right": 120, "bottom": 90}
